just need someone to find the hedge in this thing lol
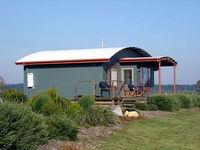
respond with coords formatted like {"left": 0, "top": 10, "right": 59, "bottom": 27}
{"left": 2, "top": 89, "right": 28, "bottom": 103}
{"left": 0, "top": 103, "right": 48, "bottom": 150}
{"left": 148, "top": 93, "right": 200, "bottom": 112}
{"left": 148, "top": 94, "right": 180, "bottom": 111}
{"left": 46, "top": 114, "right": 79, "bottom": 141}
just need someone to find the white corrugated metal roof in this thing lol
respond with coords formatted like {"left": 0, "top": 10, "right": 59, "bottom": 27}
{"left": 16, "top": 47, "right": 126, "bottom": 63}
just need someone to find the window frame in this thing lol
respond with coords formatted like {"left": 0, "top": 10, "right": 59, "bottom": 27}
{"left": 121, "top": 68, "right": 134, "bottom": 85}
{"left": 106, "top": 66, "right": 119, "bottom": 88}
{"left": 27, "top": 72, "right": 34, "bottom": 88}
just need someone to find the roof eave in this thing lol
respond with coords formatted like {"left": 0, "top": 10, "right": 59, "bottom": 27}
{"left": 15, "top": 58, "right": 110, "bottom": 66}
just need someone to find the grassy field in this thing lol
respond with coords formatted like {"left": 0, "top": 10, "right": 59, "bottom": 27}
{"left": 94, "top": 111, "right": 200, "bottom": 150}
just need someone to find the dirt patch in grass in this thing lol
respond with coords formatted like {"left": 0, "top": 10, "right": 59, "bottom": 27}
{"left": 138, "top": 110, "right": 175, "bottom": 119}
{"left": 180, "top": 107, "right": 200, "bottom": 112}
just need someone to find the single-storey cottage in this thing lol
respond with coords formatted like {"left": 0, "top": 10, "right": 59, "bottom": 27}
{"left": 16, "top": 47, "right": 177, "bottom": 98}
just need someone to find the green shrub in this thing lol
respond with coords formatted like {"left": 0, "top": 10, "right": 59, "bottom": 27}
{"left": 66, "top": 103, "right": 82, "bottom": 117}
{"left": 190, "top": 94, "right": 200, "bottom": 107}
{"left": 135, "top": 101, "right": 149, "bottom": 110}
{"left": 2, "top": 89, "right": 28, "bottom": 103}
{"left": 46, "top": 88, "right": 60, "bottom": 100}
{"left": 78, "top": 95, "right": 95, "bottom": 110}
{"left": 148, "top": 94, "right": 180, "bottom": 112}
{"left": 148, "top": 103, "right": 159, "bottom": 111}
{"left": 33, "top": 95, "right": 51, "bottom": 112}
{"left": 176, "top": 94, "right": 193, "bottom": 109}
{"left": 47, "top": 114, "right": 79, "bottom": 141}
{"left": 195, "top": 94, "right": 200, "bottom": 107}
{"left": 0, "top": 103, "right": 48, "bottom": 150}
{"left": 76, "top": 105, "right": 117, "bottom": 126}
{"left": 41, "top": 101, "right": 63, "bottom": 116}
{"left": 54, "top": 96, "right": 70, "bottom": 112}
{"left": 28, "top": 88, "right": 70, "bottom": 115}
{"left": 27, "top": 91, "right": 44, "bottom": 108}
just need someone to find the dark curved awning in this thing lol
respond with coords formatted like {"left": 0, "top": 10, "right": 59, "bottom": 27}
{"left": 121, "top": 47, "right": 152, "bottom": 57}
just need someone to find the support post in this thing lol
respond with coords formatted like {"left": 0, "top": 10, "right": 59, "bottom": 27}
{"left": 158, "top": 60, "right": 162, "bottom": 94}
{"left": 173, "top": 65, "right": 177, "bottom": 94}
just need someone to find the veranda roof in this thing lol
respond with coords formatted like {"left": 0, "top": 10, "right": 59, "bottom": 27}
{"left": 120, "top": 57, "right": 177, "bottom": 67}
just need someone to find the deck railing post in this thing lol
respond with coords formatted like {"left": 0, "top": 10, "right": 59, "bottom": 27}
{"left": 158, "top": 60, "right": 162, "bottom": 94}
{"left": 173, "top": 65, "right": 177, "bottom": 94}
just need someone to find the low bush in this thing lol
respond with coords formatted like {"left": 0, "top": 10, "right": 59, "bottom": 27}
{"left": 2, "top": 89, "right": 28, "bottom": 103}
{"left": 76, "top": 105, "right": 117, "bottom": 127}
{"left": 176, "top": 94, "right": 193, "bottom": 109}
{"left": 28, "top": 88, "right": 70, "bottom": 115}
{"left": 194, "top": 94, "right": 200, "bottom": 107}
{"left": 41, "top": 101, "right": 63, "bottom": 116}
{"left": 0, "top": 103, "right": 48, "bottom": 150}
{"left": 190, "top": 94, "right": 200, "bottom": 107}
{"left": 135, "top": 101, "right": 149, "bottom": 110}
{"left": 66, "top": 103, "right": 82, "bottom": 117}
{"left": 33, "top": 95, "right": 51, "bottom": 112}
{"left": 78, "top": 95, "right": 95, "bottom": 110}
{"left": 45, "top": 88, "right": 60, "bottom": 100}
{"left": 54, "top": 96, "right": 71, "bottom": 112}
{"left": 47, "top": 114, "right": 79, "bottom": 141}
{"left": 148, "top": 94, "right": 180, "bottom": 111}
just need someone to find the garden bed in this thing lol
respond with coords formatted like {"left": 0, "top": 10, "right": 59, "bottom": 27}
{"left": 35, "top": 109, "right": 180, "bottom": 150}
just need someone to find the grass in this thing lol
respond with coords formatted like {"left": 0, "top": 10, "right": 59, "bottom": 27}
{"left": 94, "top": 111, "right": 200, "bottom": 150}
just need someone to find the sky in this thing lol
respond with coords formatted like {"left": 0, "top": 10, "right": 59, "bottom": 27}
{"left": 0, "top": 0, "right": 200, "bottom": 84}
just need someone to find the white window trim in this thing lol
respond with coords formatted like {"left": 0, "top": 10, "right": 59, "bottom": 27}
{"left": 27, "top": 73, "right": 34, "bottom": 88}
{"left": 111, "top": 68, "right": 118, "bottom": 87}
{"left": 121, "top": 68, "right": 134, "bottom": 84}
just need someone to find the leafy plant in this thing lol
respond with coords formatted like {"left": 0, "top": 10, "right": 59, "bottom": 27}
{"left": 28, "top": 88, "right": 70, "bottom": 115}
{"left": 41, "top": 101, "right": 63, "bottom": 116}
{"left": 0, "top": 76, "right": 5, "bottom": 100}
{"left": 78, "top": 95, "right": 95, "bottom": 110}
{"left": 33, "top": 95, "right": 51, "bottom": 112}
{"left": 54, "top": 96, "right": 71, "bottom": 112}
{"left": 0, "top": 103, "right": 48, "bottom": 150}
{"left": 46, "top": 88, "right": 60, "bottom": 100}
{"left": 148, "top": 94, "right": 180, "bottom": 111}
{"left": 75, "top": 105, "right": 117, "bottom": 126}
{"left": 194, "top": 94, "right": 200, "bottom": 107}
{"left": 46, "top": 114, "right": 79, "bottom": 141}
{"left": 2, "top": 89, "right": 28, "bottom": 103}
{"left": 135, "top": 101, "right": 149, "bottom": 110}
{"left": 66, "top": 103, "right": 82, "bottom": 117}
{"left": 176, "top": 94, "right": 193, "bottom": 109}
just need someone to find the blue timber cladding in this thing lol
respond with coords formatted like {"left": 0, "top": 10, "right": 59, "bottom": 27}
{"left": 24, "top": 63, "right": 103, "bottom": 98}
{"left": 21, "top": 47, "right": 155, "bottom": 98}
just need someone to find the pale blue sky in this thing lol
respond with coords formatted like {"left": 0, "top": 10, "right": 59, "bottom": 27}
{"left": 0, "top": 0, "right": 199, "bottom": 84}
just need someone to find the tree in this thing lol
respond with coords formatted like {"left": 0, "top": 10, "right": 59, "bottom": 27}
{"left": 0, "top": 76, "right": 5, "bottom": 101}
{"left": 196, "top": 80, "right": 200, "bottom": 89}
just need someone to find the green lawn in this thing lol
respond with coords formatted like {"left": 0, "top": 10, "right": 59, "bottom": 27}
{"left": 94, "top": 111, "right": 200, "bottom": 150}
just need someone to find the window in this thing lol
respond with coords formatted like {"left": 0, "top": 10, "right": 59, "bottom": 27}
{"left": 111, "top": 68, "right": 118, "bottom": 87}
{"left": 122, "top": 68, "right": 133, "bottom": 85}
{"left": 27, "top": 73, "right": 34, "bottom": 88}
{"left": 141, "top": 67, "right": 151, "bottom": 87}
